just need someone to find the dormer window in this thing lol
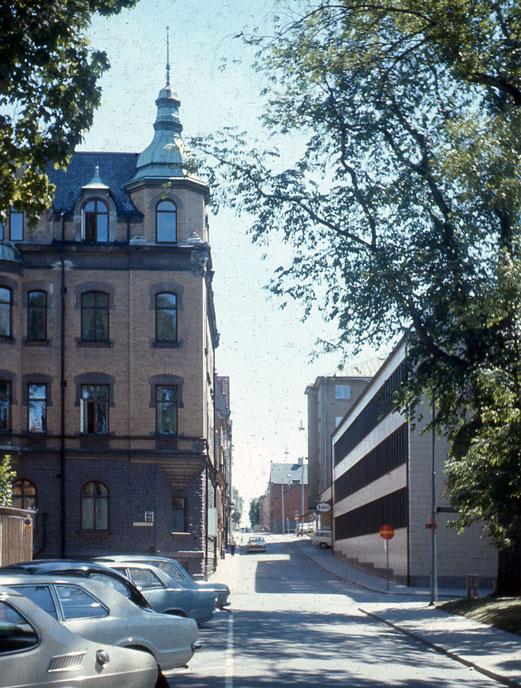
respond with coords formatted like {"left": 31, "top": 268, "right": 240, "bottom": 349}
{"left": 82, "top": 200, "right": 108, "bottom": 243}
{"left": 156, "top": 200, "right": 177, "bottom": 243}
{"left": 10, "top": 209, "right": 24, "bottom": 241}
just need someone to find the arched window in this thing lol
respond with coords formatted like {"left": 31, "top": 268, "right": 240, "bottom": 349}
{"left": 83, "top": 199, "right": 108, "bottom": 243}
{"left": 156, "top": 200, "right": 177, "bottom": 243}
{"left": 81, "top": 481, "right": 109, "bottom": 530}
{"left": 12, "top": 479, "right": 36, "bottom": 510}
{"left": 27, "top": 290, "right": 47, "bottom": 341}
{"left": 156, "top": 292, "right": 177, "bottom": 342}
{"left": 81, "top": 291, "right": 109, "bottom": 341}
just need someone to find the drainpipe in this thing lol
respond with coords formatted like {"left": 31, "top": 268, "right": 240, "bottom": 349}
{"left": 59, "top": 213, "right": 66, "bottom": 557}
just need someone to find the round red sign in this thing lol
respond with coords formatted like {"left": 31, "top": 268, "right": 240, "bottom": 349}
{"left": 380, "top": 524, "right": 395, "bottom": 540}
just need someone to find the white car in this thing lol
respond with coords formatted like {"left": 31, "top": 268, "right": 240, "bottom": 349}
{"left": 0, "top": 574, "right": 198, "bottom": 685}
{"left": 312, "top": 529, "right": 332, "bottom": 548}
{"left": 0, "top": 588, "right": 158, "bottom": 688}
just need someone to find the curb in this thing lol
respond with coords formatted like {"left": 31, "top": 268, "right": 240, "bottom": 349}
{"left": 358, "top": 607, "right": 521, "bottom": 688}
{"left": 296, "top": 539, "right": 418, "bottom": 597}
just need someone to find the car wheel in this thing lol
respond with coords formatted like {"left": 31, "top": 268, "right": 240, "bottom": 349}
{"left": 155, "top": 670, "right": 169, "bottom": 688}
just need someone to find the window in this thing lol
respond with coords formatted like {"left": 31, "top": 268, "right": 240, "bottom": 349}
{"left": 10, "top": 209, "right": 23, "bottom": 241}
{"left": 81, "top": 291, "right": 109, "bottom": 341}
{"left": 10, "top": 585, "right": 57, "bottom": 619}
{"left": 0, "top": 601, "right": 39, "bottom": 654}
{"left": 0, "top": 223, "right": 4, "bottom": 241}
{"left": 89, "top": 573, "right": 130, "bottom": 598}
{"left": 27, "top": 383, "right": 47, "bottom": 433}
{"left": 156, "top": 200, "right": 177, "bottom": 243}
{"left": 82, "top": 200, "right": 108, "bottom": 242}
{"left": 54, "top": 584, "right": 107, "bottom": 620}
{"left": 335, "top": 416, "right": 343, "bottom": 428}
{"left": 156, "top": 292, "right": 177, "bottom": 342}
{"left": 27, "top": 291, "right": 47, "bottom": 341}
{"left": 12, "top": 479, "right": 36, "bottom": 510}
{"left": 0, "top": 287, "right": 12, "bottom": 337}
{"left": 127, "top": 567, "right": 164, "bottom": 590}
{"left": 172, "top": 496, "right": 186, "bottom": 532}
{"left": 155, "top": 560, "right": 186, "bottom": 582}
{"left": 335, "top": 384, "right": 351, "bottom": 400}
{"left": 0, "top": 381, "right": 11, "bottom": 432}
{"left": 80, "top": 385, "right": 109, "bottom": 435}
{"left": 156, "top": 385, "right": 178, "bottom": 435}
{"left": 81, "top": 480, "right": 109, "bottom": 530}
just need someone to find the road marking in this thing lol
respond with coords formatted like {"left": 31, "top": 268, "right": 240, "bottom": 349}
{"left": 225, "top": 611, "right": 234, "bottom": 688}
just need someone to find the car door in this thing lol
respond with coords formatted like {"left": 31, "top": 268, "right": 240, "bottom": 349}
{"left": 118, "top": 566, "right": 195, "bottom": 617}
{"left": 51, "top": 583, "right": 130, "bottom": 646}
{"left": 0, "top": 599, "right": 49, "bottom": 688}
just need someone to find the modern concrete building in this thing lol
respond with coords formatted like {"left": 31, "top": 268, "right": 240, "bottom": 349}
{"left": 0, "top": 74, "right": 226, "bottom": 575}
{"left": 332, "top": 339, "right": 497, "bottom": 586}
{"left": 267, "top": 460, "right": 309, "bottom": 534}
{"left": 305, "top": 360, "right": 383, "bottom": 520}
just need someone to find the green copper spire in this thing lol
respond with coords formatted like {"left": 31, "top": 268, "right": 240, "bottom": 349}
{"left": 131, "top": 29, "right": 188, "bottom": 181}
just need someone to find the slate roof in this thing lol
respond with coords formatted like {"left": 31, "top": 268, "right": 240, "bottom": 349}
{"left": 270, "top": 462, "right": 308, "bottom": 485}
{"left": 47, "top": 152, "right": 142, "bottom": 218}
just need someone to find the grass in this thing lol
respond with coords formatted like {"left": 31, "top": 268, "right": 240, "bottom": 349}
{"left": 439, "top": 596, "right": 521, "bottom": 635}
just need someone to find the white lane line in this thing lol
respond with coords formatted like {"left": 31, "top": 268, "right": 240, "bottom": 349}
{"left": 225, "top": 611, "right": 234, "bottom": 688}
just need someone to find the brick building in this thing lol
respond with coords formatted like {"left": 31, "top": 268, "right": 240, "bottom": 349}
{"left": 0, "top": 76, "right": 226, "bottom": 575}
{"left": 214, "top": 376, "right": 232, "bottom": 560}
{"left": 332, "top": 338, "right": 497, "bottom": 586}
{"left": 268, "top": 460, "right": 309, "bottom": 534}
{"left": 305, "top": 360, "right": 383, "bottom": 520}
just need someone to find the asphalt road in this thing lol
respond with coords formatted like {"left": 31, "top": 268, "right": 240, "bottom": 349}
{"left": 167, "top": 535, "right": 501, "bottom": 688}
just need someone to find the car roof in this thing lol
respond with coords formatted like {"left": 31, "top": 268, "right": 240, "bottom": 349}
{"left": 0, "top": 573, "right": 134, "bottom": 608}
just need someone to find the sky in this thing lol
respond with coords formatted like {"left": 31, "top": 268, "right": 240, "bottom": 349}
{"left": 83, "top": 0, "right": 379, "bottom": 517}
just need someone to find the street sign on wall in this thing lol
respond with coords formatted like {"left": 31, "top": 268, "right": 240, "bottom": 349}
{"left": 316, "top": 502, "right": 331, "bottom": 513}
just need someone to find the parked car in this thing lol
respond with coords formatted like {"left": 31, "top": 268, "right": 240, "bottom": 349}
{"left": 296, "top": 522, "right": 314, "bottom": 536}
{"left": 0, "top": 574, "right": 198, "bottom": 686}
{"left": 3, "top": 559, "right": 152, "bottom": 611}
{"left": 312, "top": 529, "right": 332, "bottom": 548}
{"left": 94, "top": 560, "right": 216, "bottom": 624}
{"left": 246, "top": 537, "right": 266, "bottom": 553}
{"left": 0, "top": 587, "right": 158, "bottom": 688}
{"left": 94, "top": 554, "right": 230, "bottom": 609}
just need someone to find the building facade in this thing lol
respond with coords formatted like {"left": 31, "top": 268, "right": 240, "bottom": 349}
{"left": 0, "top": 77, "right": 224, "bottom": 575}
{"left": 214, "top": 375, "right": 232, "bottom": 560}
{"left": 267, "top": 460, "right": 309, "bottom": 534}
{"left": 332, "top": 339, "right": 497, "bottom": 586}
{"left": 306, "top": 370, "right": 376, "bottom": 520}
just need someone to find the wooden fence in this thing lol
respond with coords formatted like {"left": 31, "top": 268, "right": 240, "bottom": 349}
{"left": 0, "top": 506, "right": 33, "bottom": 567}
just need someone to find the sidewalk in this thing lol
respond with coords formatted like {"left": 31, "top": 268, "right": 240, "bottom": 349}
{"left": 300, "top": 538, "right": 521, "bottom": 687}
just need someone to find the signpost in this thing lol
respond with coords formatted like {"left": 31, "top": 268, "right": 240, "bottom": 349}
{"left": 379, "top": 524, "right": 395, "bottom": 590}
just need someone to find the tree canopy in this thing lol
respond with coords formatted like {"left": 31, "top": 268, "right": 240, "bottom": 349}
{"left": 0, "top": 455, "right": 15, "bottom": 507}
{"left": 194, "top": 1, "right": 521, "bottom": 592}
{"left": 0, "top": 0, "right": 138, "bottom": 222}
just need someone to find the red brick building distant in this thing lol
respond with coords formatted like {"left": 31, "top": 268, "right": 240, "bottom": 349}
{"left": 268, "top": 460, "right": 309, "bottom": 534}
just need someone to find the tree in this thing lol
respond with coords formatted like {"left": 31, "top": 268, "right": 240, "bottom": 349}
{"left": 193, "top": 2, "right": 521, "bottom": 593}
{"left": 0, "top": 0, "right": 138, "bottom": 223}
{"left": 0, "top": 455, "right": 15, "bottom": 507}
{"left": 249, "top": 497, "right": 261, "bottom": 529}
{"left": 231, "top": 487, "right": 243, "bottom": 527}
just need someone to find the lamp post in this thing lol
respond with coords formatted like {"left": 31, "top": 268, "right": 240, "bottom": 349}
{"left": 281, "top": 481, "right": 285, "bottom": 535}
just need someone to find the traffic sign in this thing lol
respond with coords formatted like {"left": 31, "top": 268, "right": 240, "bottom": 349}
{"left": 379, "top": 524, "right": 395, "bottom": 540}
{"left": 316, "top": 502, "right": 331, "bottom": 513}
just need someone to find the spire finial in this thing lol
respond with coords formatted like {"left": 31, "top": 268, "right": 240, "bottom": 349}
{"left": 166, "top": 26, "right": 171, "bottom": 87}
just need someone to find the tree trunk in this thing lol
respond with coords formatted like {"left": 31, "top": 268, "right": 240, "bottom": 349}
{"left": 496, "top": 527, "right": 521, "bottom": 596}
